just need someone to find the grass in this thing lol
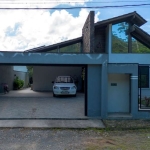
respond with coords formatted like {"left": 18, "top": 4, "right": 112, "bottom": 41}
{"left": 79, "top": 120, "right": 150, "bottom": 150}
{"left": 83, "top": 129, "right": 150, "bottom": 150}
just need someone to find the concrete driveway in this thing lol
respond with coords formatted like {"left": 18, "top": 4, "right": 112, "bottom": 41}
{"left": 0, "top": 88, "right": 85, "bottom": 119}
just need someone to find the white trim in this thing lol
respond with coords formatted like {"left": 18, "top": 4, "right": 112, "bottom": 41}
{"left": 131, "top": 76, "right": 138, "bottom": 80}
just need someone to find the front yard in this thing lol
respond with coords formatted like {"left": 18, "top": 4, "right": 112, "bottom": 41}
{"left": 0, "top": 120, "right": 150, "bottom": 149}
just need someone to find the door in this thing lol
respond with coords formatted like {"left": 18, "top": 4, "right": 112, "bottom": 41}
{"left": 108, "top": 74, "right": 130, "bottom": 113}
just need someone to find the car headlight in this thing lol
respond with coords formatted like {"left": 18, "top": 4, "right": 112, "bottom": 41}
{"left": 71, "top": 86, "right": 76, "bottom": 89}
{"left": 54, "top": 86, "right": 59, "bottom": 89}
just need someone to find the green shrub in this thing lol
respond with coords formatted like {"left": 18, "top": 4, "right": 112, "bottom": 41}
{"left": 13, "top": 77, "right": 24, "bottom": 90}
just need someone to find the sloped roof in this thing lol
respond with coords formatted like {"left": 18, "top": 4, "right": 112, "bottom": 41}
{"left": 95, "top": 11, "right": 147, "bottom": 28}
{"left": 24, "top": 37, "right": 82, "bottom": 52}
{"left": 24, "top": 11, "right": 149, "bottom": 53}
{"left": 130, "top": 25, "right": 150, "bottom": 48}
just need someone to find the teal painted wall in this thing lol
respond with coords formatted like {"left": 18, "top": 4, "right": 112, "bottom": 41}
{"left": 87, "top": 65, "right": 101, "bottom": 117}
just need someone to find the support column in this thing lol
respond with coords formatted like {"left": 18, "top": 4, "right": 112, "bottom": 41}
{"left": 130, "top": 75, "right": 139, "bottom": 117}
{"left": 87, "top": 65, "right": 101, "bottom": 117}
{"left": 101, "top": 62, "right": 108, "bottom": 118}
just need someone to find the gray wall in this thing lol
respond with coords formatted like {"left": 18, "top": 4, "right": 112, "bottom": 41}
{"left": 33, "top": 66, "right": 82, "bottom": 91}
{"left": 82, "top": 11, "right": 94, "bottom": 53}
{"left": 87, "top": 65, "right": 101, "bottom": 117}
{"left": 0, "top": 66, "right": 13, "bottom": 92}
{"left": 13, "top": 71, "right": 29, "bottom": 88}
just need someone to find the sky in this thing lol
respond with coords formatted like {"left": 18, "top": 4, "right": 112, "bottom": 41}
{"left": 0, "top": 0, "right": 150, "bottom": 51}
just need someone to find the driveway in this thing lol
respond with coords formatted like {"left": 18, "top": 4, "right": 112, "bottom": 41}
{"left": 0, "top": 88, "right": 85, "bottom": 119}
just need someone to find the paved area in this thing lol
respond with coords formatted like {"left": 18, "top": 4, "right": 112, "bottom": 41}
{"left": 0, "top": 88, "right": 56, "bottom": 98}
{"left": 0, "top": 88, "right": 85, "bottom": 119}
{"left": 0, "top": 88, "right": 105, "bottom": 129}
{"left": 0, "top": 119, "right": 105, "bottom": 128}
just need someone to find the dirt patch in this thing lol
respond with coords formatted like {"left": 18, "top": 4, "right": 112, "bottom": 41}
{"left": 81, "top": 129, "right": 150, "bottom": 150}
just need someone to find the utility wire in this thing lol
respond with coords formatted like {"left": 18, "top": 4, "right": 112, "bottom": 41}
{"left": 0, "top": 0, "right": 149, "bottom": 1}
{"left": 0, "top": 4, "right": 150, "bottom": 9}
{"left": 0, "top": 0, "right": 150, "bottom": 4}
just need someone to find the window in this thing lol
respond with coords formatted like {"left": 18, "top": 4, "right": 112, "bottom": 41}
{"left": 138, "top": 66, "right": 149, "bottom": 88}
{"left": 132, "top": 37, "right": 150, "bottom": 53}
{"left": 48, "top": 43, "right": 81, "bottom": 53}
{"left": 112, "top": 22, "right": 129, "bottom": 53}
{"left": 55, "top": 76, "right": 73, "bottom": 83}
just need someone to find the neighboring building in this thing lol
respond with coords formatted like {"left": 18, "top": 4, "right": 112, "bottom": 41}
{"left": 13, "top": 66, "right": 29, "bottom": 88}
{"left": 0, "top": 66, "right": 29, "bottom": 92}
{"left": 0, "top": 11, "right": 150, "bottom": 119}
{"left": 0, "top": 66, "right": 14, "bottom": 92}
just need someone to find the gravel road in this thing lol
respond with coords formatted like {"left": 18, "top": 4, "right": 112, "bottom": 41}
{"left": 0, "top": 128, "right": 100, "bottom": 150}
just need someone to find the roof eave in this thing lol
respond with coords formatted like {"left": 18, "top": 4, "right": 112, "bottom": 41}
{"left": 95, "top": 11, "right": 147, "bottom": 28}
{"left": 130, "top": 25, "right": 150, "bottom": 48}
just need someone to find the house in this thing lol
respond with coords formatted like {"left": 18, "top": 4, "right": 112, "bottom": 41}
{"left": 0, "top": 11, "right": 150, "bottom": 119}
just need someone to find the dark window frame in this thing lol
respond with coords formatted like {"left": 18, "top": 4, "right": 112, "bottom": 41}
{"left": 138, "top": 66, "right": 149, "bottom": 88}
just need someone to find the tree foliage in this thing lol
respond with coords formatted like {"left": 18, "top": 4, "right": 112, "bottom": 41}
{"left": 27, "top": 66, "right": 33, "bottom": 77}
{"left": 13, "top": 77, "right": 24, "bottom": 90}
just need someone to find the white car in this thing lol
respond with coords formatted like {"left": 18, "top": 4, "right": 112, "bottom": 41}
{"left": 52, "top": 76, "right": 77, "bottom": 97}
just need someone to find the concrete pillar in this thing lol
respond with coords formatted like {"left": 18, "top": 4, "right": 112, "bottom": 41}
{"left": 87, "top": 65, "right": 101, "bottom": 117}
{"left": 100, "top": 62, "right": 108, "bottom": 118}
{"left": 130, "top": 74, "right": 139, "bottom": 117}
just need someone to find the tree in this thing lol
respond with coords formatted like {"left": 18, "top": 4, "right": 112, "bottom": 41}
{"left": 27, "top": 66, "right": 33, "bottom": 78}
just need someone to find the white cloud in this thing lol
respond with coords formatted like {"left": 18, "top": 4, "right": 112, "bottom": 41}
{"left": 95, "top": 11, "right": 100, "bottom": 23}
{"left": 0, "top": 8, "right": 100, "bottom": 51}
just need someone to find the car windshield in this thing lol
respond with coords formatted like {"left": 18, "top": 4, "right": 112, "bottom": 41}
{"left": 55, "top": 77, "right": 73, "bottom": 83}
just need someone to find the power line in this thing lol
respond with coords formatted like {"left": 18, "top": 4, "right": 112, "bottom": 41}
{"left": 0, "top": 0, "right": 149, "bottom": 1}
{"left": 0, "top": 0, "right": 150, "bottom": 4}
{"left": 0, "top": 4, "right": 150, "bottom": 9}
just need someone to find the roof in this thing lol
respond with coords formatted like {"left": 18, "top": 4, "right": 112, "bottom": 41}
{"left": 24, "top": 11, "right": 149, "bottom": 53}
{"left": 95, "top": 11, "right": 147, "bottom": 28}
{"left": 24, "top": 37, "right": 82, "bottom": 52}
{"left": 130, "top": 25, "right": 150, "bottom": 49}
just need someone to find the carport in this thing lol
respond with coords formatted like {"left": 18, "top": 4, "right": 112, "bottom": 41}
{"left": 0, "top": 63, "right": 87, "bottom": 119}
{"left": 0, "top": 52, "right": 106, "bottom": 119}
